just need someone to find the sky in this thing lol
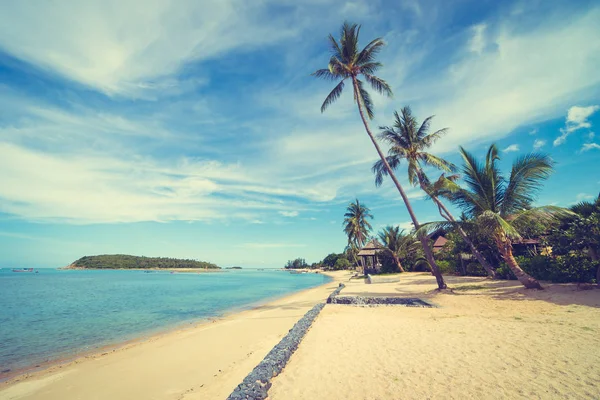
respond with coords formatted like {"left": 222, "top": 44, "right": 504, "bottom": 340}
{"left": 0, "top": 0, "right": 599, "bottom": 268}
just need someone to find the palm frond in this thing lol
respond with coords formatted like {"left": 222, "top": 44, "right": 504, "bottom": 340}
{"left": 510, "top": 206, "right": 575, "bottom": 231}
{"left": 477, "top": 210, "right": 520, "bottom": 239}
{"left": 372, "top": 155, "right": 401, "bottom": 187}
{"left": 419, "top": 128, "right": 448, "bottom": 148}
{"left": 419, "top": 153, "right": 456, "bottom": 173}
{"left": 363, "top": 73, "right": 393, "bottom": 97}
{"left": 359, "top": 61, "right": 383, "bottom": 75}
{"left": 320, "top": 79, "right": 345, "bottom": 113}
{"left": 327, "top": 34, "right": 343, "bottom": 59}
{"left": 312, "top": 68, "right": 339, "bottom": 81}
{"left": 458, "top": 146, "right": 494, "bottom": 214}
{"left": 501, "top": 153, "right": 555, "bottom": 215}
{"left": 340, "top": 22, "right": 359, "bottom": 63}
{"left": 356, "top": 38, "right": 385, "bottom": 65}
{"left": 356, "top": 79, "right": 374, "bottom": 119}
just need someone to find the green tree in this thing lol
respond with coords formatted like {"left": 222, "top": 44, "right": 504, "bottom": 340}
{"left": 440, "top": 144, "right": 571, "bottom": 289}
{"left": 343, "top": 199, "right": 373, "bottom": 252}
{"left": 377, "top": 226, "right": 415, "bottom": 272}
{"left": 313, "top": 22, "right": 446, "bottom": 289}
{"left": 547, "top": 193, "right": 600, "bottom": 285}
{"left": 372, "top": 106, "right": 497, "bottom": 278}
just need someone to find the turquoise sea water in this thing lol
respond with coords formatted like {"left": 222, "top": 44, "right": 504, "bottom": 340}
{"left": 0, "top": 268, "right": 329, "bottom": 375}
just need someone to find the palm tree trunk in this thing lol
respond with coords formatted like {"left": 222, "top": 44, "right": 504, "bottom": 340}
{"left": 495, "top": 236, "right": 543, "bottom": 289}
{"left": 421, "top": 179, "right": 497, "bottom": 278}
{"left": 391, "top": 253, "right": 405, "bottom": 273}
{"left": 351, "top": 78, "right": 446, "bottom": 289}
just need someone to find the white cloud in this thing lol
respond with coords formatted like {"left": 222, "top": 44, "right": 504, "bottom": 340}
{"left": 581, "top": 143, "right": 600, "bottom": 152}
{"left": 529, "top": 128, "right": 538, "bottom": 135}
{"left": 413, "top": 7, "right": 600, "bottom": 153}
{"left": 503, "top": 144, "right": 520, "bottom": 152}
{"left": 554, "top": 105, "right": 600, "bottom": 146}
{"left": 468, "top": 24, "right": 487, "bottom": 54}
{"left": 576, "top": 193, "right": 593, "bottom": 201}
{"left": 533, "top": 139, "right": 546, "bottom": 150}
{"left": 278, "top": 211, "right": 299, "bottom": 217}
{"left": 0, "top": 1, "right": 299, "bottom": 97}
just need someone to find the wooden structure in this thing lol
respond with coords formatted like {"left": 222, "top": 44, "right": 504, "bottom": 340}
{"left": 432, "top": 236, "right": 448, "bottom": 253}
{"left": 357, "top": 239, "right": 384, "bottom": 275}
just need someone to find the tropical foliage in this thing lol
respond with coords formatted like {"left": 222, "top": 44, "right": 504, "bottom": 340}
{"left": 284, "top": 258, "right": 310, "bottom": 269}
{"left": 372, "top": 106, "right": 497, "bottom": 278}
{"left": 314, "top": 22, "right": 447, "bottom": 289}
{"left": 434, "top": 144, "right": 571, "bottom": 289}
{"left": 377, "top": 226, "right": 419, "bottom": 273}
{"left": 71, "top": 255, "right": 220, "bottom": 269}
{"left": 343, "top": 199, "right": 373, "bottom": 251}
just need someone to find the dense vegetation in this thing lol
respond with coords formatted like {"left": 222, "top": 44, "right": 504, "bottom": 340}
{"left": 70, "top": 255, "right": 220, "bottom": 269}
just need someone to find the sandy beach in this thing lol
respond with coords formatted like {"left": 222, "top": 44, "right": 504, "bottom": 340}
{"left": 0, "top": 271, "right": 346, "bottom": 400}
{"left": 269, "top": 273, "right": 600, "bottom": 400}
{"left": 3, "top": 271, "right": 599, "bottom": 400}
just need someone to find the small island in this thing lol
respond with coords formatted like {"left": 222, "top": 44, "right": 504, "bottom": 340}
{"left": 61, "top": 254, "right": 221, "bottom": 271}
{"left": 225, "top": 266, "right": 242, "bottom": 270}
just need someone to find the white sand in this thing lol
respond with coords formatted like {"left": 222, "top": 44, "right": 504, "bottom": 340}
{"left": 0, "top": 271, "right": 349, "bottom": 400}
{"left": 268, "top": 273, "right": 600, "bottom": 400}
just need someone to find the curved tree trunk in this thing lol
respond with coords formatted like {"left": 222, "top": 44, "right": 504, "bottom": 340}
{"left": 421, "top": 179, "right": 497, "bottom": 278}
{"left": 391, "top": 253, "right": 405, "bottom": 273}
{"left": 496, "top": 236, "right": 543, "bottom": 289}
{"left": 351, "top": 78, "right": 446, "bottom": 289}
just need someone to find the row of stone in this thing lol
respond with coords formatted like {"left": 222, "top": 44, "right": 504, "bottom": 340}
{"left": 227, "top": 283, "right": 346, "bottom": 400}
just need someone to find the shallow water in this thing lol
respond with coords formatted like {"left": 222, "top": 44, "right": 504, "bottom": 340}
{"left": 0, "top": 268, "right": 329, "bottom": 373}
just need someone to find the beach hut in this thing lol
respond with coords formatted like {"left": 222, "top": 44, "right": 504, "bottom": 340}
{"left": 432, "top": 236, "right": 448, "bottom": 253}
{"left": 357, "top": 239, "right": 384, "bottom": 275}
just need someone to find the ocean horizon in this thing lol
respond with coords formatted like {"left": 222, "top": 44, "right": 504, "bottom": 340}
{"left": 0, "top": 268, "right": 330, "bottom": 377}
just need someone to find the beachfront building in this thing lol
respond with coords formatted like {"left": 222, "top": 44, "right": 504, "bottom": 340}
{"left": 432, "top": 236, "right": 448, "bottom": 253}
{"left": 357, "top": 239, "right": 384, "bottom": 275}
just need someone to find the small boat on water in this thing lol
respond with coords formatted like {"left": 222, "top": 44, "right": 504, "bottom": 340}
{"left": 12, "top": 268, "right": 35, "bottom": 273}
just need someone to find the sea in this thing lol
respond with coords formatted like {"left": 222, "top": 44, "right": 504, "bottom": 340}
{"left": 0, "top": 268, "right": 329, "bottom": 376}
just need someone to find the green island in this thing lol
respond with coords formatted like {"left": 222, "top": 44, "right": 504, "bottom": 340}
{"left": 63, "top": 254, "right": 220, "bottom": 270}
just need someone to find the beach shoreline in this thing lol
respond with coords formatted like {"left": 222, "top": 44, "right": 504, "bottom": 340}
{"left": 0, "top": 270, "right": 345, "bottom": 400}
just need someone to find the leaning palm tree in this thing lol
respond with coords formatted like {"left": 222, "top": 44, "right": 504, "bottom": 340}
{"left": 372, "top": 107, "right": 498, "bottom": 278}
{"left": 439, "top": 144, "right": 570, "bottom": 289}
{"left": 343, "top": 199, "right": 373, "bottom": 252}
{"left": 313, "top": 22, "right": 447, "bottom": 289}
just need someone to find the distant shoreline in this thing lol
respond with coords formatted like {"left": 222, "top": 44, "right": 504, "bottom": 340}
{"left": 58, "top": 266, "right": 224, "bottom": 273}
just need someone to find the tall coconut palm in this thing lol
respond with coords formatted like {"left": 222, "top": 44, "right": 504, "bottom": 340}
{"left": 440, "top": 144, "right": 570, "bottom": 289}
{"left": 313, "top": 22, "right": 447, "bottom": 289}
{"left": 372, "top": 107, "right": 498, "bottom": 278}
{"left": 343, "top": 199, "right": 373, "bottom": 251}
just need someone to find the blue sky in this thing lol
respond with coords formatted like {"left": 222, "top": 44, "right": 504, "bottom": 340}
{"left": 0, "top": 0, "right": 599, "bottom": 268}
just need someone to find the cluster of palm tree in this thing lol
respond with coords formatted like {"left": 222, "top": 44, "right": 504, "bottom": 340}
{"left": 314, "top": 22, "right": 569, "bottom": 290}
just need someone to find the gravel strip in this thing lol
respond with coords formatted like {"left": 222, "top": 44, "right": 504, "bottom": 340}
{"left": 227, "top": 283, "right": 345, "bottom": 400}
{"left": 329, "top": 296, "right": 433, "bottom": 307}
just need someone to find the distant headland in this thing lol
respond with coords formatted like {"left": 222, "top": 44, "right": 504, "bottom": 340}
{"left": 61, "top": 255, "right": 221, "bottom": 270}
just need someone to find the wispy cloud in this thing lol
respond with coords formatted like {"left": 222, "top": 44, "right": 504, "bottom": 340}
{"left": 468, "top": 24, "right": 487, "bottom": 54}
{"left": 503, "top": 144, "right": 520, "bottom": 152}
{"left": 529, "top": 128, "right": 538, "bottom": 135}
{"left": 554, "top": 105, "right": 600, "bottom": 146}
{"left": 533, "top": 139, "right": 546, "bottom": 150}
{"left": 278, "top": 211, "right": 299, "bottom": 217}
{"left": 580, "top": 143, "right": 600, "bottom": 152}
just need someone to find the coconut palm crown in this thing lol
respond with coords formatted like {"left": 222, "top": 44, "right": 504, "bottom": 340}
{"left": 443, "top": 144, "right": 570, "bottom": 289}
{"left": 312, "top": 21, "right": 393, "bottom": 119}
{"left": 372, "top": 106, "right": 455, "bottom": 187}
{"left": 343, "top": 199, "right": 373, "bottom": 250}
